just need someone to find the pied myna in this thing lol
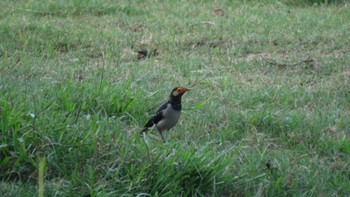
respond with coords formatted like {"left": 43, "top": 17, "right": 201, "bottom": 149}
{"left": 141, "top": 87, "right": 189, "bottom": 142}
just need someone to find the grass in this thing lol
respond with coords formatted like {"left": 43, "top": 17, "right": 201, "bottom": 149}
{"left": 1, "top": 0, "right": 350, "bottom": 196}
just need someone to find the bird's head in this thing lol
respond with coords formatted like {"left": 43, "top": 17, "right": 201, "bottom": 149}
{"left": 171, "top": 87, "right": 189, "bottom": 97}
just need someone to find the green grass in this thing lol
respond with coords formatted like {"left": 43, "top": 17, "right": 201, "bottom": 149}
{"left": 1, "top": 0, "right": 350, "bottom": 196}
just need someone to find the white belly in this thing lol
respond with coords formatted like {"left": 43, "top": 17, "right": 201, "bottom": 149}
{"left": 156, "top": 104, "right": 181, "bottom": 131}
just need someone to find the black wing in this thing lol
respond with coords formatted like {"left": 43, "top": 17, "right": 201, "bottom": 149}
{"left": 141, "top": 102, "right": 168, "bottom": 132}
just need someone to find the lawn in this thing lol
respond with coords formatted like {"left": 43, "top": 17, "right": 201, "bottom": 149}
{"left": 1, "top": 0, "right": 350, "bottom": 196}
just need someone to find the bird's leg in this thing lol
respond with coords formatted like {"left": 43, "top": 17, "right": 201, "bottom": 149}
{"left": 159, "top": 131, "right": 166, "bottom": 143}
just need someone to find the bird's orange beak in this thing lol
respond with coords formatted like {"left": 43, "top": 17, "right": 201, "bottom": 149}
{"left": 177, "top": 87, "right": 190, "bottom": 93}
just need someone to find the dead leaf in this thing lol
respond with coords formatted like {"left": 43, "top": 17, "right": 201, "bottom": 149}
{"left": 213, "top": 8, "right": 225, "bottom": 16}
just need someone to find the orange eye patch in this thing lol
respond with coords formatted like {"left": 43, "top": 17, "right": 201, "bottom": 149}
{"left": 176, "top": 87, "right": 189, "bottom": 93}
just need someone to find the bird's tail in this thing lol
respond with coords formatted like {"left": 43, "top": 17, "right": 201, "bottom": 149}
{"left": 141, "top": 127, "right": 149, "bottom": 133}
{"left": 141, "top": 119, "right": 154, "bottom": 134}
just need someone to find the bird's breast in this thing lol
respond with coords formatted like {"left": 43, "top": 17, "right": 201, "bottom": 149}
{"left": 156, "top": 104, "right": 181, "bottom": 131}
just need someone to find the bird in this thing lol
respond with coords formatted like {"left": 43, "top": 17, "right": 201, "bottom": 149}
{"left": 141, "top": 87, "right": 190, "bottom": 142}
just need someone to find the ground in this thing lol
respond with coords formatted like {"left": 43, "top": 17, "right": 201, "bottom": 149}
{"left": 0, "top": 0, "right": 350, "bottom": 196}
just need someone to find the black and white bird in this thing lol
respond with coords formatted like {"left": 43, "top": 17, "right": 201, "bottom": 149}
{"left": 141, "top": 87, "right": 189, "bottom": 142}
